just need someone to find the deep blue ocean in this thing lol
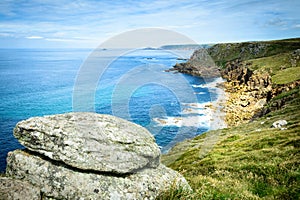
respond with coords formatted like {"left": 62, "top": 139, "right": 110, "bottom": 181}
{"left": 0, "top": 48, "right": 221, "bottom": 172}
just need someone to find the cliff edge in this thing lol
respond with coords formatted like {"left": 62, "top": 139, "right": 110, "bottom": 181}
{"left": 160, "top": 38, "right": 300, "bottom": 199}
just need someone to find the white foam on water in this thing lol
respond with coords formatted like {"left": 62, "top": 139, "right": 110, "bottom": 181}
{"left": 181, "top": 102, "right": 212, "bottom": 109}
{"left": 153, "top": 115, "right": 210, "bottom": 128}
{"left": 193, "top": 92, "right": 206, "bottom": 95}
{"left": 192, "top": 77, "right": 225, "bottom": 88}
{"left": 181, "top": 107, "right": 211, "bottom": 115}
{"left": 152, "top": 77, "right": 227, "bottom": 129}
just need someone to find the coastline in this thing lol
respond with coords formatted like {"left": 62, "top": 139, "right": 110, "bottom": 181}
{"left": 193, "top": 77, "right": 228, "bottom": 130}
{"left": 156, "top": 38, "right": 300, "bottom": 199}
{"left": 152, "top": 77, "right": 227, "bottom": 131}
{"left": 208, "top": 78, "right": 227, "bottom": 130}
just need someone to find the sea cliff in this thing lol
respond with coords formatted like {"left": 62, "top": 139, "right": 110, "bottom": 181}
{"left": 169, "top": 38, "right": 300, "bottom": 127}
{"left": 160, "top": 38, "right": 300, "bottom": 199}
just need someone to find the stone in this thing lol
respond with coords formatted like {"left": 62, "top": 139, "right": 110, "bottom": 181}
{"left": 6, "top": 150, "right": 191, "bottom": 200}
{"left": 254, "top": 98, "right": 267, "bottom": 109}
{"left": 13, "top": 112, "right": 160, "bottom": 174}
{"left": 0, "top": 177, "right": 41, "bottom": 200}
{"left": 272, "top": 120, "right": 288, "bottom": 128}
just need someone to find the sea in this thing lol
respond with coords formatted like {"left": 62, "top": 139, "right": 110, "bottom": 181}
{"left": 0, "top": 48, "right": 225, "bottom": 172}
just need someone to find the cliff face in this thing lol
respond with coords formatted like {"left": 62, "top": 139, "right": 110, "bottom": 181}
{"left": 219, "top": 40, "right": 300, "bottom": 126}
{"left": 161, "top": 38, "right": 300, "bottom": 199}
{"left": 221, "top": 59, "right": 273, "bottom": 126}
{"left": 169, "top": 48, "right": 220, "bottom": 78}
{"left": 171, "top": 38, "right": 300, "bottom": 126}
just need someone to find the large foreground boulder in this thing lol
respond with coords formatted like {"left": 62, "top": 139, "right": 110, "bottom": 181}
{"left": 13, "top": 112, "right": 160, "bottom": 174}
{"left": 6, "top": 150, "right": 189, "bottom": 199}
{"left": 5, "top": 112, "right": 191, "bottom": 199}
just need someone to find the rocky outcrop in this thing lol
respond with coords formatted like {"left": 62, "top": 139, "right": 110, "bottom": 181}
{"left": 168, "top": 48, "right": 220, "bottom": 78}
{"left": 168, "top": 40, "right": 300, "bottom": 127}
{"left": 255, "top": 81, "right": 300, "bottom": 117}
{"left": 13, "top": 113, "right": 160, "bottom": 174}
{"left": 221, "top": 59, "right": 273, "bottom": 126}
{"left": 6, "top": 150, "right": 188, "bottom": 200}
{"left": 4, "top": 112, "right": 190, "bottom": 199}
{"left": 221, "top": 59, "right": 272, "bottom": 91}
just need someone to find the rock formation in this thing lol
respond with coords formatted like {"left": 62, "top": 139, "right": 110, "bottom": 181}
{"left": 168, "top": 48, "right": 220, "bottom": 78}
{"left": 220, "top": 59, "right": 273, "bottom": 126}
{"left": 3, "top": 112, "right": 190, "bottom": 199}
{"left": 13, "top": 113, "right": 160, "bottom": 174}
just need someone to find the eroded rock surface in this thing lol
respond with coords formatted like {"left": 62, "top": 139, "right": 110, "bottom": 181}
{"left": 5, "top": 112, "right": 191, "bottom": 199}
{"left": 6, "top": 150, "right": 190, "bottom": 200}
{"left": 14, "top": 112, "right": 160, "bottom": 174}
{"left": 0, "top": 177, "right": 41, "bottom": 200}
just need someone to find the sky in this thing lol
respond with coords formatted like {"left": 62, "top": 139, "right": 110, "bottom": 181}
{"left": 0, "top": 0, "right": 299, "bottom": 48}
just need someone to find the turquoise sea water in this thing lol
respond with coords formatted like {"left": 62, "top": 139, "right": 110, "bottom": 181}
{"left": 0, "top": 48, "right": 219, "bottom": 172}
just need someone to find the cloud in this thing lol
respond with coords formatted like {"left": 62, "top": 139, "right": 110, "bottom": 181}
{"left": 265, "top": 18, "right": 287, "bottom": 27}
{"left": 293, "top": 24, "right": 300, "bottom": 29}
{"left": 45, "top": 37, "right": 94, "bottom": 42}
{"left": 26, "top": 36, "right": 44, "bottom": 39}
{"left": 0, "top": 32, "right": 12, "bottom": 37}
{"left": 0, "top": 0, "right": 299, "bottom": 48}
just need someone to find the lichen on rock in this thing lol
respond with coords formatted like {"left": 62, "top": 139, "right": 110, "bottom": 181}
{"left": 4, "top": 112, "right": 190, "bottom": 199}
{"left": 13, "top": 112, "right": 160, "bottom": 174}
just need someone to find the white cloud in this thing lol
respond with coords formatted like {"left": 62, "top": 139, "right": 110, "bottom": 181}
{"left": 0, "top": 0, "right": 300, "bottom": 48}
{"left": 26, "top": 36, "right": 44, "bottom": 39}
{"left": 0, "top": 32, "right": 12, "bottom": 37}
{"left": 294, "top": 24, "right": 300, "bottom": 28}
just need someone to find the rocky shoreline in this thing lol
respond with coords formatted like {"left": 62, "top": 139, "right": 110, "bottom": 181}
{"left": 220, "top": 59, "right": 272, "bottom": 126}
{"left": 170, "top": 39, "right": 300, "bottom": 127}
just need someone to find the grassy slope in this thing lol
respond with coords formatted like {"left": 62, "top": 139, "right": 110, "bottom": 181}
{"left": 160, "top": 86, "right": 300, "bottom": 200}
{"left": 247, "top": 52, "right": 300, "bottom": 84}
{"left": 159, "top": 38, "right": 300, "bottom": 199}
{"left": 208, "top": 38, "right": 300, "bottom": 68}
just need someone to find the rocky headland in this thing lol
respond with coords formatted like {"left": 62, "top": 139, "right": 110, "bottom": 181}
{"left": 1, "top": 112, "right": 190, "bottom": 199}
{"left": 170, "top": 38, "right": 300, "bottom": 127}
{"left": 167, "top": 48, "right": 220, "bottom": 78}
{"left": 160, "top": 38, "right": 300, "bottom": 199}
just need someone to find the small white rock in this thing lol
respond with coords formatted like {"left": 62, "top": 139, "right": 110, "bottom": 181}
{"left": 272, "top": 120, "right": 288, "bottom": 128}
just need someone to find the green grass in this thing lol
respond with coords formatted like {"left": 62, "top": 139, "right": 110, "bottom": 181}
{"left": 246, "top": 52, "right": 300, "bottom": 84}
{"left": 247, "top": 53, "right": 291, "bottom": 72}
{"left": 160, "top": 87, "right": 300, "bottom": 199}
{"left": 272, "top": 67, "right": 300, "bottom": 84}
{"left": 270, "top": 87, "right": 300, "bottom": 103}
{"left": 207, "top": 38, "right": 300, "bottom": 68}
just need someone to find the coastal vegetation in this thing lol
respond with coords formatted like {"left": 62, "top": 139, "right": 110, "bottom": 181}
{"left": 159, "top": 38, "right": 300, "bottom": 199}
{"left": 207, "top": 37, "right": 300, "bottom": 68}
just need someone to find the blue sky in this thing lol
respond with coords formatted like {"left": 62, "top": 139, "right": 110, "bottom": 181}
{"left": 0, "top": 0, "right": 299, "bottom": 48}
